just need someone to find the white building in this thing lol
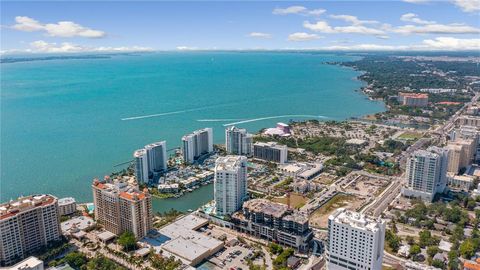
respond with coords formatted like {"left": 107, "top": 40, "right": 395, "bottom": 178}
{"left": 3, "top": 256, "right": 43, "bottom": 270}
{"left": 225, "top": 126, "right": 253, "bottom": 156}
{"left": 402, "top": 147, "right": 448, "bottom": 202}
{"left": 145, "top": 141, "right": 167, "bottom": 173}
{"left": 214, "top": 156, "right": 248, "bottom": 216}
{"left": 182, "top": 128, "right": 213, "bottom": 164}
{"left": 57, "top": 197, "right": 76, "bottom": 216}
{"left": 327, "top": 208, "right": 385, "bottom": 270}
{"left": 253, "top": 142, "right": 288, "bottom": 164}
{"left": 133, "top": 149, "right": 149, "bottom": 183}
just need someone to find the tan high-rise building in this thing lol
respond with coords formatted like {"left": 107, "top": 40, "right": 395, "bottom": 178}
{"left": 447, "top": 138, "right": 476, "bottom": 173}
{"left": 0, "top": 195, "right": 61, "bottom": 267}
{"left": 92, "top": 178, "right": 152, "bottom": 239}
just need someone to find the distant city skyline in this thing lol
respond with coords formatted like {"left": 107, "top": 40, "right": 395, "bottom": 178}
{"left": 1, "top": 0, "right": 480, "bottom": 53}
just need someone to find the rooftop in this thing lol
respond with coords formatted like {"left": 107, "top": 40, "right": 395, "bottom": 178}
{"left": 4, "top": 256, "right": 43, "bottom": 270}
{"left": 254, "top": 141, "right": 287, "bottom": 149}
{"left": 92, "top": 178, "right": 149, "bottom": 202}
{"left": 243, "top": 199, "right": 289, "bottom": 218}
{"left": 215, "top": 155, "right": 246, "bottom": 171}
{"left": 58, "top": 197, "right": 76, "bottom": 206}
{"left": 0, "top": 194, "right": 57, "bottom": 220}
{"left": 399, "top": 92, "right": 429, "bottom": 98}
{"left": 329, "top": 208, "right": 384, "bottom": 232}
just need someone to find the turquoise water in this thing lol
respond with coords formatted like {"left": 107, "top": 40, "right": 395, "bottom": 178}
{"left": 1, "top": 52, "right": 384, "bottom": 206}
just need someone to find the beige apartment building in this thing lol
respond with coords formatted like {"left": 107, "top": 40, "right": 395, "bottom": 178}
{"left": 0, "top": 195, "right": 61, "bottom": 267}
{"left": 92, "top": 178, "right": 152, "bottom": 239}
{"left": 447, "top": 138, "right": 476, "bottom": 173}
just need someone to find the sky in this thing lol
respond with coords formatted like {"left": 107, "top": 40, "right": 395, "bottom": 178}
{"left": 1, "top": 0, "right": 480, "bottom": 53}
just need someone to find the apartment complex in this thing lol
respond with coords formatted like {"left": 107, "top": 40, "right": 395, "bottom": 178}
{"left": 182, "top": 128, "right": 213, "bottom": 164}
{"left": 0, "top": 195, "right": 61, "bottom": 266}
{"left": 133, "top": 141, "right": 167, "bottom": 183}
{"left": 253, "top": 142, "right": 288, "bottom": 164}
{"left": 402, "top": 146, "right": 448, "bottom": 202}
{"left": 92, "top": 178, "right": 153, "bottom": 239}
{"left": 232, "top": 199, "right": 313, "bottom": 252}
{"left": 446, "top": 139, "right": 476, "bottom": 173}
{"left": 214, "top": 156, "right": 248, "bottom": 216}
{"left": 225, "top": 126, "right": 253, "bottom": 156}
{"left": 326, "top": 208, "right": 385, "bottom": 270}
{"left": 397, "top": 92, "right": 429, "bottom": 107}
{"left": 57, "top": 197, "right": 76, "bottom": 216}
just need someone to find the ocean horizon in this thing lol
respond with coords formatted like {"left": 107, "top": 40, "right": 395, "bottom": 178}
{"left": 1, "top": 51, "right": 385, "bottom": 203}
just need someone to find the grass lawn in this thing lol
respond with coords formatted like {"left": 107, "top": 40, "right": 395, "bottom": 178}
{"left": 271, "top": 193, "right": 307, "bottom": 209}
{"left": 397, "top": 131, "right": 423, "bottom": 141}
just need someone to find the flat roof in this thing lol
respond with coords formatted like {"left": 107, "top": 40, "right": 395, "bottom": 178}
{"left": 58, "top": 197, "right": 76, "bottom": 205}
{"left": 243, "top": 199, "right": 288, "bottom": 218}
{"left": 6, "top": 256, "right": 43, "bottom": 270}
{"left": 61, "top": 216, "right": 95, "bottom": 234}
{"left": 162, "top": 236, "right": 211, "bottom": 262}
{"left": 97, "top": 231, "right": 116, "bottom": 241}
{"left": 329, "top": 208, "right": 384, "bottom": 232}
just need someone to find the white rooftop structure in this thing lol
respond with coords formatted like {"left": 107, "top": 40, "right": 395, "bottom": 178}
{"left": 61, "top": 216, "right": 95, "bottom": 235}
{"left": 330, "top": 208, "right": 383, "bottom": 232}
{"left": 57, "top": 197, "right": 75, "bottom": 206}
{"left": 97, "top": 231, "right": 116, "bottom": 242}
{"left": 142, "top": 214, "right": 223, "bottom": 266}
{"left": 4, "top": 256, "right": 44, "bottom": 270}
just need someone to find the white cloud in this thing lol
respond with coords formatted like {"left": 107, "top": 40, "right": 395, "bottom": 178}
{"left": 421, "top": 36, "right": 480, "bottom": 50}
{"left": 272, "top": 6, "right": 325, "bottom": 16}
{"left": 287, "top": 32, "right": 321, "bottom": 41}
{"left": 273, "top": 6, "right": 307, "bottom": 15}
{"left": 400, "top": 13, "right": 436, "bottom": 24}
{"left": 176, "top": 46, "right": 199, "bottom": 51}
{"left": 451, "top": 0, "right": 480, "bottom": 12}
{"left": 303, "top": 20, "right": 386, "bottom": 36}
{"left": 248, "top": 32, "right": 272, "bottom": 39}
{"left": 318, "top": 37, "right": 480, "bottom": 51}
{"left": 329, "top": 14, "right": 378, "bottom": 25}
{"left": 25, "top": 40, "right": 152, "bottom": 53}
{"left": 395, "top": 23, "right": 480, "bottom": 34}
{"left": 12, "top": 16, "right": 105, "bottom": 38}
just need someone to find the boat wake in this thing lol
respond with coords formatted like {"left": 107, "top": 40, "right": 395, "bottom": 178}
{"left": 223, "top": 114, "right": 327, "bottom": 126}
{"left": 197, "top": 119, "right": 245, "bottom": 122}
{"left": 121, "top": 110, "right": 192, "bottom": 121}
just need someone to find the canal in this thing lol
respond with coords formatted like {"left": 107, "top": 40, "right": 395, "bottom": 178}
{"left": 151, "top": 183, "right": 214, "bottom": 214}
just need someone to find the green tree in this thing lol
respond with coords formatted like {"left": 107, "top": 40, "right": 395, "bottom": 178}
{"left": 86, "top": 255, "right": 126, "bottom": 270}
{"left": 431, "top": 259, "right": 445, "bottom": 269}
{"left": 459, "top": 239, "right": 475, "bottom": 259}
{"left": 427, "top": 246, "right": 440, "bottom": 258}
{"left": 63, "top": 252, "right": 87, "bottom": 269}
{"left": 410, "top": 245, "right": 421, "bottom": 259}
{"left": 118, "top": 231, "right": 136, "bottom": 252}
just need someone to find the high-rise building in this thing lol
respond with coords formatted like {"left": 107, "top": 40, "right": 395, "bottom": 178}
{"left": 0, "top": 195, "right": 61, "bottom": 267}
{"left": 402, "top": 146, "right": 448, "bottom": 202}
{"left": 92, "top": 178, "right": 152, "bottom": 239}
{"left": 144, "top": 141, "right": 167, "bottom": 173}
{"left": 326, "top": 208, "right": 385, "bottom": 270}
{"left": 214, "top": 156, "right": 248, "bottom": 216}
{"left": 232, "top": 199, "right": 313, "bottom": 252}
{"left": 57, "top": 197, "right": 76, "bottom": 216}
{"left": 447, "top": 139, "right": 476, "bottom": 174}
{"left": 182, "top": 128, "right": 213, "bottom": 164}
{"left": 253, "top": 142, "right": 288, "bottom": 164}
{"left": 133, "top": 149, "right": 149, "bottom": 183}
{"left": 225, "top": 126, "right": 253, "bottom": 156}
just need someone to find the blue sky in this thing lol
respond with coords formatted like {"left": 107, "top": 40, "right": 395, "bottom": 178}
{"left": 1, "top": 1, "right": 479, "bottom": 53}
